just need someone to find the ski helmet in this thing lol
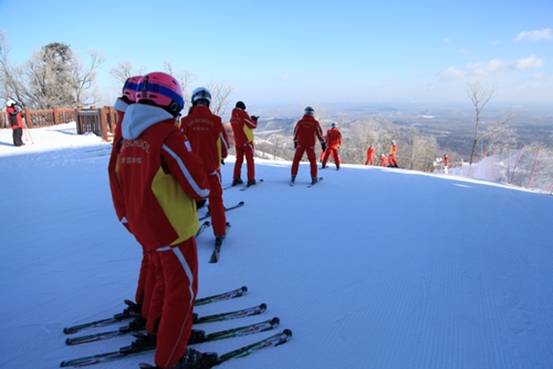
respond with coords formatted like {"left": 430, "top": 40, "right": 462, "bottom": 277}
{"left": 122, "top": 75, "right": 143, "bottom": 103}
{"left": 331, "top": 122, "right": 336, "bottom": 128}
{"left": 136, "top": 72, "right": 184, "bottom": 117}
{"left": 5, "top": 99, "right": 15, "bottom": 107}
{"left": 304, "top": 106, "right": 315, "bottom": 115}
{"left": 235, "top": 101, "right": 246, "bottom": 110}
{"left": 191, "top": 87, "right": 212, "bottom": 106}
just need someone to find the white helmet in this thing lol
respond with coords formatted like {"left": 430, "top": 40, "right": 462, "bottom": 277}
{"left": 191, "top": 87, "right": 211, "bottom": 105}
{"left": 5, "top": 99, "right": 15, "bottom": 107}
{"left": 304, "top": 106, "right": 314, "bottom": 115}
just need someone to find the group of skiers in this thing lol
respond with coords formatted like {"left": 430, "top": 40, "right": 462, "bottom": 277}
{"left": 104, "top": 70, "right": 405, "bottom": 369}
{"left": 364, "top": 141, "right": 399, "bottom": 168}
{"left": 5, "top": 100, "right": 25, "bottom": 146}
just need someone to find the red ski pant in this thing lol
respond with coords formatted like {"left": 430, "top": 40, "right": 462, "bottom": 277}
{"left": 365, "top": 156, "right": 374, "bottom": 165}
{"left": 233, "top": 144, "right": 255, "bottom": 181}
{"left": 146, "top": 253, "right": 163, "bottom": 333}
{"left": 154, "top": 239, "right": 199, "bottom": 369}
{"left": 208, "top": 171, "right": 226, "bottom": 237}
{"left": 135, "top": 249, "right": 149, "bottom": 307}
{"left": 291, "top": 146, "right": 317, "bottom": 178}
{"left": 321, "top": 148, "right": 340, "bottom": 168}
{"left": 389, "top": 154, "right": 398, "bottom": 167}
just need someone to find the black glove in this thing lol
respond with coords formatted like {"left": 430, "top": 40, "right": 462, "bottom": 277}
{"left": 251, "top": 115, "right": 259, "bottom": 121}
{"left": 221, "top": 160, "right": 225, "bottom": 165}
{"left": 321, "top": 142, "right": 327, "bottom": 152}
{"left": 196, "top": 199, "right": 206, "bottom": 209}
{"left": 294, "top": 141, "right": 297, "bottom": 149}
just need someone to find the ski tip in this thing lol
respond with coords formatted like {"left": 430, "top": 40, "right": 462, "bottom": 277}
{"left": 240, "top": 286, "right": 248, "bottom": 293}
{"left": 238, "top": 200, "right": 245, "bottom": 205}
{"left": 64, "top": 338, "right": 72, "bottom": 345}
{"left": 283, "top": 328, "right": 293, "bottom": 337}
{"left": 63, "top": 327, "right": 75, "bottom": 335}
{"left": 259, "top": 303, "right": 268, "bottom": 311}
{"left": 270, "top": 317, "right": 280, "bottom": 325}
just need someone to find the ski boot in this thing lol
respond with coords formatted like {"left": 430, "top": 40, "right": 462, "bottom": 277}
{"left": 246, "top": 179, "right": 256, "bottom": 187}
{"left": 127, "top": 316, "right": 146, "bottom": 331}
{"left": 122, "top": 299, "right": 142, "bottom": 317}
{"left": 231, "top": 178, "right": 243, "bottom": 186}
{"left": 173, "top": 347, "right": 218, "bottom": 369}
{"left": 187, "top": 329, "right": 206, "bottom": 344}
{"left": 131, "top": 332, "right": 157, "bottom": 350}
{"left": 290, "top": 175, "right": 296, "bottom": 185}
{"left": 311, "top": 177, "right": 318, "bottom": 185}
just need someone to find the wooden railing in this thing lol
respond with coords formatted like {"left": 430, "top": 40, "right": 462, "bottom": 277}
{"left": 2, "top": 106, "right": 117, "bottom": 141}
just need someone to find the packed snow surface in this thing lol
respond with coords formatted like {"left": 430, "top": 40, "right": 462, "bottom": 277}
{"left": 1, "top": 124, "right": 553, "bottom": 369}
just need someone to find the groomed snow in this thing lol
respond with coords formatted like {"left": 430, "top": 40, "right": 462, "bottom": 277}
{"left": 1, "top": 124, "right": 553, "bottom": 369}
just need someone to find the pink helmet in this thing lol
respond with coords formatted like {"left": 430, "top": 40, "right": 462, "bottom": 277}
{"left": 122, "top": 75, "right": 143, "bottom": 103}
{"left": 136, "top": 72, "right": 184, "bottom": 116}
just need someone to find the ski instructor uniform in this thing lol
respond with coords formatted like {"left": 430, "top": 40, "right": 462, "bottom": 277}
{"left": 291, "top": 106, "right": 325, "bottom": 185}
{"left": 114, "top": 71, "right": 212, "bottom": 369}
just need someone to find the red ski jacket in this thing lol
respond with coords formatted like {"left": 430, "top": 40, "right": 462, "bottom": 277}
{"left": 380, "top": 154, "right": 388, "bottom": 167}
{"left": 180, "top": 106, "right": 229, "bottom": 174}
{"left": 230, "top": 107, "right": 257, "bottom": 147}
{"left": 7, "top": 106, "right": 24, "bottom": 129}
{"left": 114, "top": 103, "right": 209, "bottom": 250}
{"left": 325, "top": 127, "right": 342, "bottom": 149}
{"left": 293, "top": 115, "right": 324, "bottom": 148}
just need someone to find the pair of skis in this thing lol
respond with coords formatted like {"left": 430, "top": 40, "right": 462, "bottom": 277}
{"left": 199, "top": 201, "right": 245, "bottom": 222}
{"left": 61, "top": 286, "right": 292, "bottom": 368}
{"left": 223, "top": 178, "right": 264, "bottom": 191}
{"left": 290, "top": 177, "right": 324, "bottom": 188}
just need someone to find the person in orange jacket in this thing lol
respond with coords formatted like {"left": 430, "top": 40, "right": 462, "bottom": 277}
{"left": 6, "top": 100, "right": 25, "bottom": 146}
{"left": 291, "top": 106, "right": 325, "bottom": 185}
{"left": 230, "top": 101, "right": 258, "bottom": 186}
{"left": 321, "top": 122, "right": 342, "bottom": 170}
{"left": 180, "top": 87, "right": 230, "bottom": 245}
{"left": 379, "top": 153, "right": 388, "bottom": 167}
{"left": 388, "top": 140, "right": 398, "bottom": 168}
{"left": 443, "top": 153, "right": 449, "bottom": 174}
{"left": 365, "top": 145, "right": 375, "bottom": 165}
{"left": 113, "top": 72, "right": 214, "bottom": 369}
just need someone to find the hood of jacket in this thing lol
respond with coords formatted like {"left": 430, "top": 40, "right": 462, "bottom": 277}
{"left": 121, "top": 103, "right": 174, "bottom": 140}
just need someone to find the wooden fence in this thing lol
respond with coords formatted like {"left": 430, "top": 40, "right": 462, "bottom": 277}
{"left": 2, "top": 106, "right": 117, "bottom": 141}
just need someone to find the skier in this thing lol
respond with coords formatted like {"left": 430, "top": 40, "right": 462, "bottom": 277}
{"left": 108, "top": 76, "right": 155, "bottom": 320}
{"left": 180, "top": 87, "right": 230, "bottom": 245}
{"left": 114, "top": 72, "right": 214, "bottom": 369}
{"left": 291, "top": 106, "right": 326, "bottom": 185}
{"left": 443, "top": 153, "right": 449, "bottom": 174}
{"left": 321, "top": 122, "right": 342, "bottom": 170}
{"left": 379, "top": 153, "right": 388, "bottom": 167}
{"left": 364, "top": 145, "right": 375, "bottom": 165}
{"left": 388, "top": 140, "right": 398, "bottom": 168}
{"left": 230, "top": 101, "right": 258, "bottom": 186}
{"left": 6, "top": 100, "right": 25, "bottom": 146}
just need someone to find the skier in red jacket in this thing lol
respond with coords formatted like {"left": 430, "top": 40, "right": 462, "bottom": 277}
{"left": 291, "top": 106, "right": 326, "bottom": 185}
{"left": 6, "top": 100, "right": 25, "bottom": 146}
{"left": 114, "top": 72, "right": 215, "bottom": 369}
{"left": 321, "top": 122, "right": 342, "bottom": 170}
{"left": 388, "top": 140, "right": 398, "bottom": 168}
{"left": 230, "top": 101, "right": 258, "bottom": 186}
{"left": 365, "top": 145, "right": 375, "bottom": 165}
{"left": 180, "top": 87, "right": 230, "bottom": 246}
{"left": 108, "top": 76, "right": 161, "bottom": 323}
{"left": 379, "top": 153, "right": 388, "bottom": 167}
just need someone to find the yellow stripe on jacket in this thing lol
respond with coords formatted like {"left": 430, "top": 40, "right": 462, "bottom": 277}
{"left": 243, "top": 125, "right": 254, "bottom": 143}
{"left": 151, "top": 168, "right": 199, "bottom": 245}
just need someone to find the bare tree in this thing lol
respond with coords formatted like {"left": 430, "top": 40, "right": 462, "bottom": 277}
{"left": 467, "top": 82, "right": 494, "bottom": 165}
{"left": 111, "top": 61, "right": 134, "bottom": 84}
{"left": 0, "top": 32, "right": 29, "bottom": 105}
{"left": 73, "top": 50, "right": 104, "bottom": 106}
{"left": 208, "top": 82, "right": 232, "bottom": 116}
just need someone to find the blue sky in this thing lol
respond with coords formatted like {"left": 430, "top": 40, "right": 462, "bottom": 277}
{"left": 1, "top": 0, "right": 552, "bottom": 109}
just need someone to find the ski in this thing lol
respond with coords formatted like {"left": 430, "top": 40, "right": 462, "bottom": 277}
{"left": 60, "top": 317, "right": 279, "bottom": 368}
{"left": 239, "top": 178, "right": 264, "bottom": 191}
{"left": 65, "top": 302, "right": 265, "bottom": 346}
{"left": 307, "top": 177, "right": 324, "bottom": 188}
{"left": 195, "top": 220, "right": 210, "bottom": 237}
{"left": 199, "top": 201, "right": 245, "bottom": 221}
{"left": 63, "top": 286, "right": 247, "bottom": 335}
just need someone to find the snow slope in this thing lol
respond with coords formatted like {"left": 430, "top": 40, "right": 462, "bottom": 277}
{"left": 1, "top": 125, "right": 553, "bottom": 369}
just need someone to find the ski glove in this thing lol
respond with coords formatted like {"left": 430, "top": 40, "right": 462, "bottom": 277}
{"left": 294, "top": 141, "right": 297, "bottom": 149}
{"left": 196, "top": 199, "right": 207, "bottom": 209}
{"left": 221, "top": 160, "right": 225, "bottom": 165}
{"left": 321, "top": 142, "right": 327, "bottom": 152}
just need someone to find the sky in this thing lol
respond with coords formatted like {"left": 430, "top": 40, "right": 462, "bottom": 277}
{"left": 1, "top": 0, "right": 552, "bottom": 111}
